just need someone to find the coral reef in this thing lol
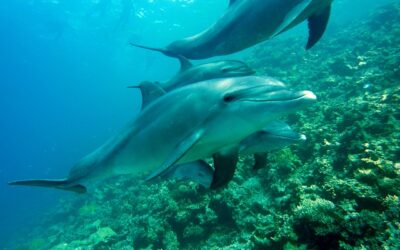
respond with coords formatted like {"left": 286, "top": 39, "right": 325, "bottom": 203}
{"left": 13, "top": 3, "right": 400, "bottom": 250}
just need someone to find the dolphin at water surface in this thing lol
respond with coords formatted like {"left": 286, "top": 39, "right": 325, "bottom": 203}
{"left": 9, "top": 76, "right": 316, "bottom": 193}
{"left": 131, "top": 0, "right": 334, "bottom": 59}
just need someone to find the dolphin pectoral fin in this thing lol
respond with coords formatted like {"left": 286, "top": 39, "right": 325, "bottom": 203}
{"left": 177, "top": 55, "right": 193, "bottom": 72}
{"left": 128, "top": 81, "right": 166, "bottom": 109}
{"left": 145, "top": 131, "right": 204, "bottom": 182}
{"left": 8, "top": 179, "right": 87, "bottom": 194}
{"left": 253, "top": 153, "right": 268, "bottom": 170}
{"left": 306, "top": 5, "right": 331, "bottom": 50}
{"left": 210, "top": 148, "right": 239, "bottom": 189}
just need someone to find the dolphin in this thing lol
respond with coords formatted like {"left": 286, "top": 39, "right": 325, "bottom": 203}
{"left": 130, "top": 0, "right": 334, "bottom": 59}
{"left": 239, "top": 120, "right": 306, "bottom": 170}
{"left": 158, "top": 160, "right": 215, "bottom": 188}
{"left": 162, "top": 56, "right": 255, "bottom": 91}
{"left": 130, "top": 57, "right": 254, "bottom": 109}
{"left": 162, "top": 121, "right": 306, "bottom": 188}
{"left": 133, "top": 81, "right": 308, "bottom": 172}
{"left": 9, "top": 76, "right": 316, "bottom": 193}
{"left": 131, "top": 78, "right": 308, "bottom": 187}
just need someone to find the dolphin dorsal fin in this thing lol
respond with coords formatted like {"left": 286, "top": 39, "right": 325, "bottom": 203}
{"left": 306, "top": 5, "right": 331, "bottom": 49}
{"left": 128, "top": 81, "right": 166, "bottom": 110}
{"left": 177, "top": 55, "right": 193, "bottom": 72}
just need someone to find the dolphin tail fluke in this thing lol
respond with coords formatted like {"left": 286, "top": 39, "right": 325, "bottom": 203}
{"left": 306, "top": 5, "right": 331, "bottom": 50}
{"left": 129, "top": 42, "right": 174, "bottom": 57}
{"left": 8, "top": 179, "right": 87, "bottom": 194}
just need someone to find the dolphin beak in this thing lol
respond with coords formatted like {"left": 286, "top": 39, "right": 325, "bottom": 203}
{"left": 239, "top": 89, "right": 317, "bottom": 102}
{"left": 300, "top": 91, "right": 317, "bottom": 101}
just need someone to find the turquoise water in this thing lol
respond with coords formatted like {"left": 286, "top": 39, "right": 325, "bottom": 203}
{"left": 0, "top": 0, "right": 398, "bottom": 249}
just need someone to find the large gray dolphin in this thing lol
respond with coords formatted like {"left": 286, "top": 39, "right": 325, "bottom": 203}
{"left": 131, "top": 0, "right": 334, "bottom": 59}
{"left": 134, "top": 81, "right": 309, "bottom": 187}
{"left": 9, "top": 76, "right": 316, "bottom": 193}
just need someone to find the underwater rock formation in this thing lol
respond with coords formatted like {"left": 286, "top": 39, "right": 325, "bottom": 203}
{"left": 13, "top": 3, "right": 400, "bottom": 250}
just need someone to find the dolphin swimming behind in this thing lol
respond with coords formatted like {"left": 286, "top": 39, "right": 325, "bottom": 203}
{"left": 161, "top": 56, "right": 254, "bottom": 91}
{"left": 9, "top": 76, "right": 316, "bottom": 193}
{"left": 162, "top": 121, "right": 306, "bottom": 188}
{"left": 130, "top": 56, "right": 254, "bottom": 109}
{"left": 131, "top": 0, "right": 334, "bottom": 59}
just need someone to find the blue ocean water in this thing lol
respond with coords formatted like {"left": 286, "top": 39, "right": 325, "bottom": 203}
{"left": 0, "top": 0, "right": 395, "bottom": 247}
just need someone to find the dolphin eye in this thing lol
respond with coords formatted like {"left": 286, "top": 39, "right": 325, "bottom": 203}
{"left": 221, "top": 67, "right": 230, "bottom": 73}
{"left": 223, "top": 94, "right": 235, "bottom": 102}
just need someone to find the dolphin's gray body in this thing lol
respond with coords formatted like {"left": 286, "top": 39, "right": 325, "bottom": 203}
{"left": 9, "top": 76, "right": 316, "bottom": 193}
{"left": 131, "top": 0, "right": 334, "bottom": 59}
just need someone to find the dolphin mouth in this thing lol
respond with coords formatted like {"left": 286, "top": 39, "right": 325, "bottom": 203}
{"left": 245, "top": 69, "right": 256, "bottom": 75}
{"left": 238, "top": 67, "right": 255, "bottom": 74}
{"left": 232, "top": 70, "right": 255, "bottom": 76}
{"left": 227, "top": 67, "right": 255, "bottom": 76}
{"left": 269, "top": 133, "right": 307, "bottom": 142}
{"left": 239, "top": 90, "right": 317, "bottom": 103}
